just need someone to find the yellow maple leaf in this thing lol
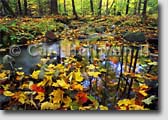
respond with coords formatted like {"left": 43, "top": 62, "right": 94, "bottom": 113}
{"left": 44, "top": 75, "right": 53, "bottom": 86}
{"left": 117, "top": 98, "right": 135, "bottom": 107}
{"left": 16, "top": 71, "right": 24, "bottom": 76}
{"left": 88, "top": 72, "right": 101, "bottom": 78}
{"left": 68, "top": 72, "right": 73, "bottom": 83}
{"left": 129, "top": 104, "right": 145, "bottom": 110}
{"left": 41, "top": 102, "right": 60, "bottom": 110}
{"left": 35, "top": 92, "right": 45, "bottom": 102}
{"left": 52, "top": 82, "right": 59, "bottom": 87}
{"left": 0, "top": 72, "right": 7, "bottom": 79}
{"left": 99, "top": 68, "right": 107, "bottom": 73}
{"left": 79, "top": 106, "right": 92, "bottom": 110}
{"left": 63, "top": 96, "right": 72, "bottom": 108}
{"left": 71, "top": 83, "right": 83, "bottom": 91}
{"left": 74, "top": 70, "right": 83, "bottom": 82}
{"left": 19, "top": 83, "right": 29, "bottom": 89}
{"left": 37, "top": 79, "right": 48, "bottom": 87}
{"left": 2, "top": 84, "right": 10, "bottom": 90}
{"left": 3, "top": 91, "right": 14, "bottom": 96}
{"left": 50, "top": 88, "right": 64, "bottom": 104}
{"left": 57, "top": 79, "right": 70, "bottom": 89}
{"left": 118, "top": 106, "right": 127, "bottom": 110}
{"left": 87, "top": 64, "right": 95, "bottom": 70}
{"left": 18, "top": 93, "right": 27, "bottom": 104}
{"left": 55, "top": 64, "right": 64, "bottom": 69}
{"left": 139, "top": 84, "right": 148, "bottom": 90}
{"left": 99, "top": 105, "right": 108, "bottom": 110}
{"left": 139, "top": 90, "right": 148, "bottom": 97}
{"left": 48, "top": 64, "right": 56, "bottom": 69}
{"left": 31, "top": 70, "right": 41, "bottom": 79}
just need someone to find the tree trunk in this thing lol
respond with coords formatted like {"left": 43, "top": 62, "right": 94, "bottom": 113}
{"left": 134, "top": 1, "right": 138, "bottom": 15}
{"left": 106, "top": 0, "right": 109, "bottom": 15}
{"left": 98, "top": 0, "right": 102, "bottom": 16}
{"left": 142, "top": 0, "right": 147, "bottom": 19}
{"left": 1, "top": 0, "right": 15, "bottom": 16}
{"left": 17, "top": 0, "right": 22, "bottom": 16}
{"left": 109, "top": 0, "right": 115, "bottom": 15}
{"left": 125, "top": 0, "right": 130, "bottom": 15}
{"left": 23, "top": 0, "right": 28, "bottom": 16}
{"left": 81, "top": 0, "right": 83, "bottom": 16}
{"left": 63, "top": 0, "right": 67, "bottom": 14}
{"left": 90, "top": 0, "right": 94, "bottom": 15}
{"left": 138, "top": 0, "right": 142, "bottom": 15}
{"left": 71, "top": 0, "right": 78, "bottom": 19}
{"left": 38, "top": 0, "right": 43, "bottom": 16}
{"left": 50, "top": 0, "right": 59, "bottom": 15}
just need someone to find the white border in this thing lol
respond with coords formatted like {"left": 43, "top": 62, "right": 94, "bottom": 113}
{"left": 0, "top": 0, "right": 167, "bottom": 120}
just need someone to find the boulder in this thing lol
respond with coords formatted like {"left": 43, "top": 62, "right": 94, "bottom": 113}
{"left": 123, "top": 32, "right": 146, "bottom": 43}
{"left": 95, "top": 26, "right": 106, "bottom": 33}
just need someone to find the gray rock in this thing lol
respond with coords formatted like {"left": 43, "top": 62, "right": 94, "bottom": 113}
{"left": 95, "top": 26, "right": 106, "bottom": 33}
{"left": 123, "top": 32, "right": 146, "bottom": 43}
{"left": 0, "top": 94, "right": 11, "bottom": 103}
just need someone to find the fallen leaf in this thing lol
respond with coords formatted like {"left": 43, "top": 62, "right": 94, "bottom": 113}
{"left": 74, "top": 69, "right": 83, "bottom": 82}
{"left": 3, "top": 91, "right": 14, "bottom": 96}
{"left": 35, "top": 92, "right": 45, "bottom": 102}
{"left": 57, "top": 79, "right": 70, "bottom": 89}
{"left": 50, "top": 88, "right": 64, "bottom": 104}
{"left": 31, "top": 70, "right": 41, "bottom": 79}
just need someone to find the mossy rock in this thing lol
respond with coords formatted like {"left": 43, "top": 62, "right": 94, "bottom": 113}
{"left": 123, "top": 32, "right": 146, "bottom": 43}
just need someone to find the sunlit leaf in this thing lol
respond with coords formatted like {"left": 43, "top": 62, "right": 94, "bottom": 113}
{"left": 88, "top": 72, "right": 101, "bottom": 78}
{"left": 35, "top": 92, "right": 45, "bottom": 102}
{"left": 57, "top": 79, "right": 70, "bottom": 89}
{"left": 99, "top": 105, "right": 108, "bottom": 110}
{"left": 0, "top": 72, "right": 7, "bottom": 79}
{"left": 16, "top": 71, "right": 24, "bottom": 76}
{"left": 50, "top": 88, "right": 64, "bottom": 104}
{"left": 18, "top": 93, "right": 27, "bottom": 104}
{"left": 3, "top": 91, "right": 14, "bottom": 96}
{"left": 87, "top": 64, "right": 95, "bottom": 70}
{"left": 117, "top": 98, "right": 135, "bottom": 107}
{"left": 74, "top": 69, "right": 84, "bottom": 82}
{"left": 2, "top": 84, "right": 10, "bottom": 90}
{"left": 142, "top": 95, "right": 157, "bottom": 105}
{"left": 41, "top": 102, "right": 60, "bottom": 110}
{"left": 71, "top": 83, "right": 83, "bottom": 91}
{"left": 128, "top": 104, "right": 145, "bottom": 110}
{"left": 31, "top": 70, "right": 41, "bottom": 79}
{"left": 139, "top": 90, "right": 148, "bottom": 97}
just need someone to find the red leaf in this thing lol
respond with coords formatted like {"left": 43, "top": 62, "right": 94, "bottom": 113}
{"left": 30, "top": 84, "right": 45, "bottom": 93}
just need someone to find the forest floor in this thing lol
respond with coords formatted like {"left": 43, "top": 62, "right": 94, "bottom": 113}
{"left": 0, "top": 15, "right": 159, "bottom": 110}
